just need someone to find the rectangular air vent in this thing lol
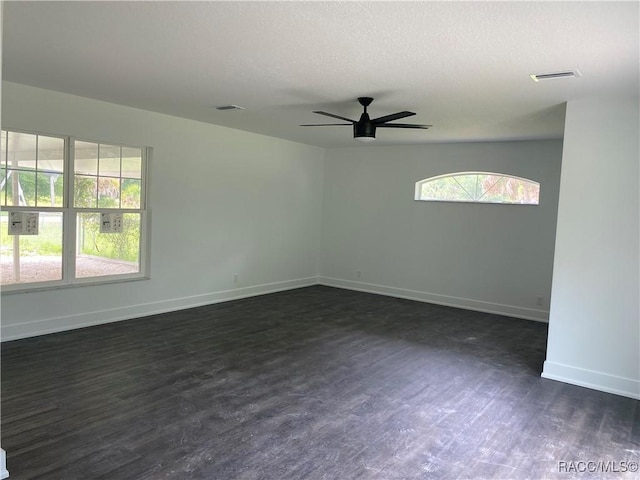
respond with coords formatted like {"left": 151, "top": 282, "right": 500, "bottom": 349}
{"left": 530, "top": 70, "right": 581, "bottom": 82}
{"left": 214, "top": 105, "right": 245, "bottom": 111}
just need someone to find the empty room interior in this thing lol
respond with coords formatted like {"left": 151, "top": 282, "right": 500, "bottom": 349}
{"left": 0, "top": 2, "right": 638, "bottom": 479}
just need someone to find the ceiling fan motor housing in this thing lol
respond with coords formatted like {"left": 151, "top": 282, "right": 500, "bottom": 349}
{"left": 354, "top": 118, "right": 376, "bottom": 139}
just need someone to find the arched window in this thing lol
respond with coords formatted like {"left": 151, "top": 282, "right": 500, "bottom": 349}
{"left": 415, "top": 172, "right": 539, "bottom": 205}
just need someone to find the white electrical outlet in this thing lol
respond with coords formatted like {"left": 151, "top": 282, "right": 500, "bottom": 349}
{"left": 233, "top": 274, "right": 239, "bottom": 284}
{"left": 356, "top": 271, "right": 362, "bottom": 279}
{"left": 536, "top": 296, "right": 543, "bottom": 306}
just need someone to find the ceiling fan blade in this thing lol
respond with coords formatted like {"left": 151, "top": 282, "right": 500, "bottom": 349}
{"left": 300, "top": 123, "right": 353, "bottom": 126}
{"left": 377, "top": 123, "right": 432, "bottom": 129}
{"left": 313, "top": 111, "right": 356, "bottom": 123}
{"left": 372, "top": 111, "right": 416, "bottom": 124}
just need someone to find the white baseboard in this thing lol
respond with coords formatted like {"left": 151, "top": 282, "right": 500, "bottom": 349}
{"left": 1, "top": 277, "right": 318, "bottom": 341}
{"left": 318, "top": 276, "right": 549, "bottom": 322}
{"left": 542, "top": 361, "right": 640, "bottom": 400}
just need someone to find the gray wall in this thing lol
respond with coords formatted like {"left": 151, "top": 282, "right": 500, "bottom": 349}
{"left": 543, "top": 97, "right": 640, "bottom": 399}
{"left": 320, "top": 141, "right": 563, "bottom": 321}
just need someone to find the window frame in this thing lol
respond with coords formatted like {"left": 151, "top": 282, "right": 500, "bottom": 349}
{"left": 1, "top": 128, "right": 150, "bottom": 294}
{"left": 414, "top": 171, "right": 540, "bottom": 205}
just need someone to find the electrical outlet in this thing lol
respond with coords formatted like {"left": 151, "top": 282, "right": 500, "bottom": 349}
{"left": 356, "top": 271, "right": 362, "bottom": 279}
{"left": 233, "top": 274, "right": 239, "bottom": 284}
{"left": 536, "top": 296, "right": 543, "bottom": 306}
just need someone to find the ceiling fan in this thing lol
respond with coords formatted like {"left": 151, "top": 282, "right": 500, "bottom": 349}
{"left": 300, "top": 97, "right": 431, "bottom": 142}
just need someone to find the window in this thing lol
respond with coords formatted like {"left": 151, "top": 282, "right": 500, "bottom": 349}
{"left": 415, "top": 172, "right": 539, "bottom": 205}
{"left": 1, "top": 130, "right": 148, "bottom": 291}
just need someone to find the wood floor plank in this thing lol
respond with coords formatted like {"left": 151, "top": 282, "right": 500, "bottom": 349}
{"left": 2, "top": 286, "right": 639, "bottom": 479}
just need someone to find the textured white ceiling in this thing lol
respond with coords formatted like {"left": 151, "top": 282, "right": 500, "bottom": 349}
{"left": 2, "top": 1, "right": 639, "bottom": 147}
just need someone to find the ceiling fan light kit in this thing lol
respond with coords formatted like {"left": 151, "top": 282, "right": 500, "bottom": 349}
{"left": 301, "top": 97, "right": 431, "bottom": 142}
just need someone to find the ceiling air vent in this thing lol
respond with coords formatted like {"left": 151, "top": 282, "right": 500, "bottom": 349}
{"left": 214, "top": 105, "right": 245, "bottom": 111}
{"left": 530, "top": 70, "right": 581, "bottom": 82}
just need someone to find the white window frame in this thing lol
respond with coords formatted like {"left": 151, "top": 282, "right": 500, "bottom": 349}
{"left": 414, "top": 171, "right": 540, "bottom": 205}
{"left": 1, "top": 128, "right": 150, "bottom": 293}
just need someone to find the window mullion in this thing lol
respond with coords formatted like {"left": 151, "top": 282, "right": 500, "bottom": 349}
{"left": 64, "top": 137, "right": 75, "bottom": 284}
{"left": 141, "top": 148, "right": 148, "bottom": 210}
{"left": 34, "top": 135, "right": 39, "bottom": 206}
{"left": 65, "top": 206, "right": 77, "bottom": 284}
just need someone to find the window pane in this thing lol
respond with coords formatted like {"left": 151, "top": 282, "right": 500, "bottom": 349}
{"left": 99, "top": 154, "right": 121, "bottom": 177}
{"left": 36, "top": 172, "right": 64, "bottom": 208}
{"left": 509, "top": 176, "right": 539, "bottom": 204}
{"left": 121, "top": 178, "right": 141, "bottom": 208}
{"left": 98, "top": 145, "right": 121, "bottom": 178}
{"left": 74, "top": 175, "right": 98, "bottom": 208}
{"left": 97, "top": 177, "right": 120, "bottom": 208}
{"left": 1, "top": 211, "right": 64, "bottom": 285}
{"left": 76, "top": 212, "right": 140, "bottom": 278}
{"left": 7, "top": 131, "right": 37, "bottom": 170}
{"left": 477, "top": 175, "right": 505, "bottom": 203}
{"left": 121, "top": 148, "right": 142, "bottom": 179}
{"left": 0, "top": 168, "right": 6, "bottom": 206}
{"left": 38, "top": 136, "right": 65, "bottom": 173}
{"left": 453, "top": 174, "right": 479, "bottom": 200}
{"left": 4, "top": 171, "right": 14, "bottom": 206}
{"left": 1, "top": 131, "right": 6, "bottom": 168}
{"left": 4, "top": 170, "right": 37, "bottom": 206}
{"left": 75, "top": 141, "right": 98, "bottom": 175}
{"left": 420, "top": 176, "right": 470, "bottom": 201}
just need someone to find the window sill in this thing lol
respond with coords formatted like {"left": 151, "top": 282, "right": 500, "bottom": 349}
{"left": 1, "top": 275, "right": 150, "bottom": 295}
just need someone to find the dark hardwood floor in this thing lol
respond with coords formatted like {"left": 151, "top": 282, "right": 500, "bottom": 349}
{"left": 2, "top": 286, "right": 639, "bottom": 479}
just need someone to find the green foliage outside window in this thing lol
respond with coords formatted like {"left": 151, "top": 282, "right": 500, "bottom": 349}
{"left": 77, "top": 213, "right": 140, "bottom": 263}
{"left": 1, "top": 168, "right": 64, "bottom": 207}
{"left": 0, "top": 214, "right": 63, "bottom": 256}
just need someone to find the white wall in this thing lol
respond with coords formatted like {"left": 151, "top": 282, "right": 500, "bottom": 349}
{"left": 0, "top": 82, "right": 325, "bottom": 340}
{"left": 543, "top": 97, "right": 640, "bottom": 399}
{"left": 320, "top": 140, "right": 563, "bottom": 321}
